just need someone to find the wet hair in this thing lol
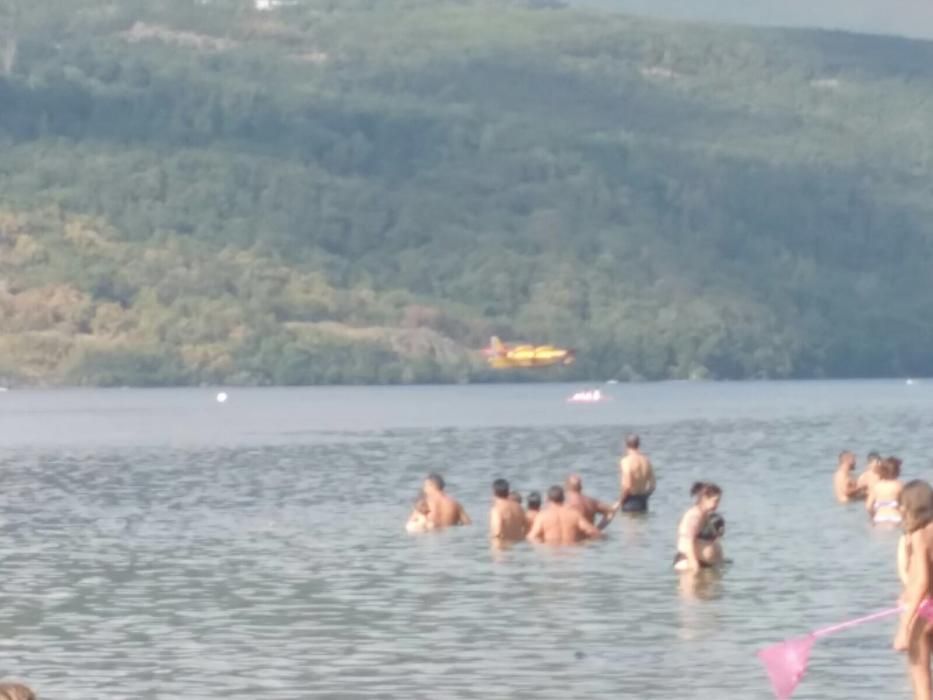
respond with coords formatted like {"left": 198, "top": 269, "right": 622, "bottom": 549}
{"left": 625, "top": 434, "right": 640, "bottom": 449}
{"left": 878, "top": 457, "right": 902, "bottom": 480}
{"left": 867, "top": 451, "right": 881, "bottom": 463}
{"left": 691, "top": 482, "right": 722, "bottom": 500}
{"left": 509, "top": 491, "right": 522, "bottom": 504}
{"left": 547, "top": 485, "right": 565, "bottom": 505}
{"left": 899, "top": 480, "right": 933, "bottom": 533}
{"left": 0, "top": 684, "right": 36, "bottom": 700}
{"left": 492, "top": 478, "right": 509, "bottom": 498}
{"left": 527, "top": 491, "right": 542, "bottom": 510}
{"left": 699, "top": 513, "right": 726, "bottom": 540}
{"left": 426, "top": 473, "right": 445, "bottom": 490}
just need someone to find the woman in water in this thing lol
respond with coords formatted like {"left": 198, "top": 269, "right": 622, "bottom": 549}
{"left": 868, "top": 457, "right": 904, "bottom": 525}
{"left": 893, "top": 480, "right": 933, "bottom": 700}
{"left": 674, "top": 482, "right": 723, "bottom": 572}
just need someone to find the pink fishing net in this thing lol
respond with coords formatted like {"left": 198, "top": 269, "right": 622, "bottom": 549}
{"left": 757, "top": 634, "right": 814, "bottom": 700}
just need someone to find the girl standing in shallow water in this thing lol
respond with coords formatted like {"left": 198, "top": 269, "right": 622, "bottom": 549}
{"left": 894, "top": 480, "right": 933, "bottom": 700}
{"left": 674, "top": 482, "right": 723, "bottom": 572}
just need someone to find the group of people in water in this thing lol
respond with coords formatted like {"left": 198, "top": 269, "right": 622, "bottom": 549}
{"left": 405, "top": 434, "right": 727, "bottom": 572}
{"left": 834, "top": 449, "right": 933, "bottom": 700}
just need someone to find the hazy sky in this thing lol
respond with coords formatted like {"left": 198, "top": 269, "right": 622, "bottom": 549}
{"left": 572, "top": 0, "right": 933, "bottom": 40}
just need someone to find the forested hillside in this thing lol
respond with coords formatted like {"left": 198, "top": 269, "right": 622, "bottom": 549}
{"left": 2, "top": 0, "right": 933, "bottom": 386}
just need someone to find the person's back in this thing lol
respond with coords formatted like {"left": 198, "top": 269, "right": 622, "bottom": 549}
{"left": 869, "top": 458, "right": 904, "bottom": 525}
{"left": 489, "top": 478, "right": 527, "bottom": 542}
{"left": 525, "top": 491, "right": 542, "bottom": 531}
{"left": 423, "top": 473, "right": 471, "bottom": 528}
{"left": 527, "top": 486, "right": 602, "bottom": 545}
{"left": 619, "top": 434, "right": 656, "bottom": 512}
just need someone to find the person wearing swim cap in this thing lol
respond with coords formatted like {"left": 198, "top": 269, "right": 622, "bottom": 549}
{"left": 489, "top": 478, "right": 527, "bottom": 542}
{"left": 674, "top": 482, "right": 723, "bottom": 572}
{"left": 422, "top": 473, "right": 471, "bottom": 528}
{"left": 618, "top": 434, "right": 656, "bottom": 513}
{"left": 564, "top": 474, "right": 616, "bottom": 530}
{"left": 526, "top": 485, "right": 603, "bottom": 545}
{"left": 525, "top": 491, "right": 542, "bottom": 531}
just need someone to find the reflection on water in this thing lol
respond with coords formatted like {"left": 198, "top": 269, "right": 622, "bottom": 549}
{"left": 0, "top": 382, "right": 929, "bottom": 698}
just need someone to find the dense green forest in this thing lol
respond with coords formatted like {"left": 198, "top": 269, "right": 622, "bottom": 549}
{"left": 2, "top": 0, "right": 933, "bottom": 386}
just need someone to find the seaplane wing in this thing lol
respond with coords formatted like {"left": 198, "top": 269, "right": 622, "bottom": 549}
{"left": 483, "top": 336, "right": 576, "bottom": 369}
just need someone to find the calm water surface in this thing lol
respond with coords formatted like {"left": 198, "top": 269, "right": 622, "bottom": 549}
{"left": 0, "top": 381, "right": 931, "bottom": 699}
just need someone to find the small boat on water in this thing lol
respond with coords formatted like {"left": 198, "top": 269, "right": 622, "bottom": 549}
{"left": 567, "top": 389, "right": 608, "bottom": 403}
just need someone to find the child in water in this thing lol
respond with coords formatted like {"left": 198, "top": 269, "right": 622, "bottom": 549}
{"left": 674, "top": 482, "right": 724, "bottom": 572}
{"left": 405, "top": 496, "right": 435, "bottom": 533}
{"left": 893, "top": 479, "right": 933, "bottom": 700}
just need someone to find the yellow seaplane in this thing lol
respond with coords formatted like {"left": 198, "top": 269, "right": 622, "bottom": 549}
{"left": 483, "top": 336, "right": 576, "bottom": 369}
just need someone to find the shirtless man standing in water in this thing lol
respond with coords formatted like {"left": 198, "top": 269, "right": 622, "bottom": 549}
{"left": 619, "top": 434, "right": 656, "bottom": 513}
{"left": 565, "top": 475, "right": 616, "bottom": 530}
{"left": 423, "top": 473, "right": 471, "bottom": 528}
{"left": 527, "top": 485, "right": 603, "bottom": 545}
{"left": 489, "top": 478, "right": 527, "bottom": 542}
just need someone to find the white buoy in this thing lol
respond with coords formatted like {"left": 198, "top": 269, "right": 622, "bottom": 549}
{"left": 216, "top": 392, "right": 228, "bottom": 403}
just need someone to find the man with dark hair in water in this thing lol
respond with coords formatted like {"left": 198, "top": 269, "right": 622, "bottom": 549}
{"left": 565, "top": 474, "right": 616, "bottom": 530}
{"left": 618, "top": 434, "right": 656, "bottom": 513}
{"left": 525, "top": 491, "right": 542, "bottom": 530}
{"left": 423, "top": 473, "right": 471, "bottom": 528}
{"left": 527, "top": 485, "right": 603, "bottom": 545}
{"left": 489, "top": 478, "right": 527, "bottom": 542}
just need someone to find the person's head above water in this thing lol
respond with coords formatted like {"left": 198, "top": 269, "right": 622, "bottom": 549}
{"left": 492, "top": 478, "right": 510, "bottom": 499}
{"left": 899, "top": 480, "right": 933, "bottom": 533}
{"left": 527, "top": 491, "right": 542, "bottom": 511}
{"left": 625, "top": 434, "right": 640, "bottom": 450}
{"left": 691, "top": 481, "right": 722, "bottom": 512}
{"left": 548, "top": 485, "right": 565, "bottom": 505}
{"left": 424, "top": 473, "right": 445, "bottom": 493}
{"left": 0, "top": 683, "right": 36, "bottom": 700}
{"left": 837, "top": 451, "right": 856, "bottom": 470}
{"left": 867, "top": 451, "right": 882, "bottom": 469}
{"left": 879, "top": 457, "right": 902, "bottom": 481}
{"left": 509, "top": 491, "right": 522, "bottom": 505}
{"left": 565, "top": 474, "right": 583, "bottom": 493}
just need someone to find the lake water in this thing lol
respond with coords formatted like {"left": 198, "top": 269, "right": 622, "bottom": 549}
{"left": 0, "top": 381, "right": 930, "bottom": 699}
